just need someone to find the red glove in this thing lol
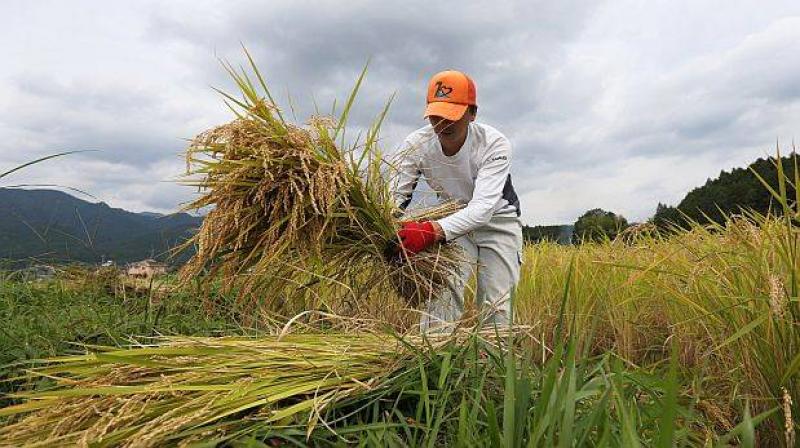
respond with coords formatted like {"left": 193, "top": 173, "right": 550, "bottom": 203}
{"left": 398, "top": 221, "right": 438, "bottom": 254}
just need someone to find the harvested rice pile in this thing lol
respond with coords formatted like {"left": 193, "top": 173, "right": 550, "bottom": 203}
{"left": 0, "top": 328, "right": 512, "bottom": 447}
{"left": 0, "top": 334, "right": 410, "bottom": 447}
{"left": 179, "top": 56, "right": 462, "bottom": 312}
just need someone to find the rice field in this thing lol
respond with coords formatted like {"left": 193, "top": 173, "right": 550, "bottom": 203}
{"left": 0, "top": 210, "right": 796, "bottom": 446}
{"left": 0, "top": 53, "right": 797, "bottom": 446}
{"left": 515, "top": 213, "right": 799, "bottom": 446}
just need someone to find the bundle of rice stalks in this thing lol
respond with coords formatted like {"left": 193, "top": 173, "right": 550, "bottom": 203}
{"left": 0, "top": 333, "right": 407, "bottom": 447}
{"left": 179, "top": 51, "right": 462, "bottom": 312}
{"left": 0, "top": 328, "right": 511, "bottom": 447}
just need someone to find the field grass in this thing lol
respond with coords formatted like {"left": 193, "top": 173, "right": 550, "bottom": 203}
{"left": 1, "top": 209, "right": 796, "bottom": 445}
{"left": 0, "top": 274, "right": 731, "bottom": 447}
{"left": 0, "top": 268, "right": 250, "bottom": 402}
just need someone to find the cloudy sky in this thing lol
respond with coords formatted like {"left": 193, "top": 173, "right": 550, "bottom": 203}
{"left": 2, "top": 1, "right": 799, "bottom": 225}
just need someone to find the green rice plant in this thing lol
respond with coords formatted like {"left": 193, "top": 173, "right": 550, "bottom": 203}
{"left": 307, "top": 327, "right": 712, "bottom": 446}
{"left": 1, "top": 150, "right": 98, "bottom": 200}
{"left": 0, "top": 151, "right": 84, "bottom": 183}
{"left": 178, "top": 50, "right": 463, "bottom": 316}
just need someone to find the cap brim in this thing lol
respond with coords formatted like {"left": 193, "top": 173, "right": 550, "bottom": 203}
{"left": 423, "top": 102, "right": 468, "bottom": 121}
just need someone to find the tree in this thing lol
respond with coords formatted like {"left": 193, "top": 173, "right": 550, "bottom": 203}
{"left": 573, "top": 208, "right": 629, "bottom": 243}
{"left": 521, "top": 225, "right": 574, "bottom": 244}
{"left": 651, "top": 203, "right": 684, "bottom": 230}
{"left": 651, "top": 153, "right": 798, "bottom": 230}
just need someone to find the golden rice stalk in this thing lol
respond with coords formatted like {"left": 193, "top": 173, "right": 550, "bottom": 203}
{"left": 177, "top": 52, "right": 462, "bottom": 310}
{"left": 0, "top": 334, "right": 408, "bottom": 447}
{"left": 0, "top": 328, "right": 512, "bottom": 447}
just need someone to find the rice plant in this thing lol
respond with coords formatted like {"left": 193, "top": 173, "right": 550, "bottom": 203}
{"left": 515, "top": 150, "right": 799, "bottom": 445}
{"left": 1, "top": 261, "right": 782, "bottom": 446}
{"left": 0, "top": 151, "right": 84, "bottom": 183}
{"left": 178, "top": 50, "right": 462, "bottom": 317}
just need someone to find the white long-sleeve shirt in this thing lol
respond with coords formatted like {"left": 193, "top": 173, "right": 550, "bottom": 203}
{"left": 391, "top": 122, "right": 520, "bottom": 241}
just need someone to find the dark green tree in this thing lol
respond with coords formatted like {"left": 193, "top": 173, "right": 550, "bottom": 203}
{"left": 651, "top": 203, "right": 684, "bottom": 230}
{"left": 652, "top": 153, "right": 798, "bottom": 229}
{"left": 573, "top": 208, "right": 629, "bottom": 243}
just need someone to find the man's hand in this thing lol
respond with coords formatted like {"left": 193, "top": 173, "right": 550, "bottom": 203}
{"left": 397, "top": 221, "right": 444, "bottom": 254}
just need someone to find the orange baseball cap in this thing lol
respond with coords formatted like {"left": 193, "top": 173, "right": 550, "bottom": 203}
{"left": 423, "top": 70, "right": 477, "bottom": 122}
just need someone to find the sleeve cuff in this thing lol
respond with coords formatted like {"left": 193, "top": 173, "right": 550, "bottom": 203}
{"left": 437, "top": 219, "right": 458, "bottom": 242}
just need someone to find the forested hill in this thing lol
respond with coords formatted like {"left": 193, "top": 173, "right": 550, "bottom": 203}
{"left": 653, "top": 154, "right": 798, "bottom": 227}
{"left": 0, "top": 188, "right": 202, "bottom": 264}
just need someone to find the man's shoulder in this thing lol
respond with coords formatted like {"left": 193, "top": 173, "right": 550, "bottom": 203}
{"left": 472, "top": 122, "right": 509, "bottom": 144}
{"left": 471, "top": 122, "right": 511, "bottom": 155}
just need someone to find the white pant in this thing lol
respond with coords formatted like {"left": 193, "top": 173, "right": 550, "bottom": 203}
{"left": 421, "top": 215, "right": 523, "bottom": 331}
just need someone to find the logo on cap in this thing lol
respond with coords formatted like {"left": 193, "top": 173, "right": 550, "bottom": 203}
{"left": 434, "top": 81, "right": 453, "bottom": 99}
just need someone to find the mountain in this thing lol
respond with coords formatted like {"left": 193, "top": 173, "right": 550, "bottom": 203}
{"left": 652, "top": 153, "right": 798, "bottom": 228}
{"left": 0, "top": 188, "right": 202, "bottom": 265}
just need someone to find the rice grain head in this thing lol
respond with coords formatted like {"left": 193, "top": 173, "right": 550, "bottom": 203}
{"left": 768, "top": 274, "right": 786, "bottom": 319}
{"left": 784, "top": 387, "right": 795, "bottom": 448}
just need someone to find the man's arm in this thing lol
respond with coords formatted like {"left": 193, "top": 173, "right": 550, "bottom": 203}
{"left": 391, "top": 140, "right": 421, "bottom": 210}
{"left": 436, "top": 136, "right": 512, "bottom": 241}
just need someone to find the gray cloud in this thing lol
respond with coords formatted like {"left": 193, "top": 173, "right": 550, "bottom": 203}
{"left": 4, "top": 74, "right": 205, "bottom": 163}
{"left": 147, "top": 1, "right": 598, "bottom": 130}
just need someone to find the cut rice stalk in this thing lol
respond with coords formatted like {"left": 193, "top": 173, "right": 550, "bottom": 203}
{"left": 0, "top": 329, "right": 512, "bottom": 447}
{"left": 0, "top": 334, "right": 405, "bottom": 447}
{"left": 178, "top": 51, "right": 463, "bottom": 311}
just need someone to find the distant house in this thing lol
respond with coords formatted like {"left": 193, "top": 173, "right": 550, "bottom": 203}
{"left": 26, "top": 264, "right": 57, "bottom": 281}
{"left": 126, "top": 259, "right": 167, "bottom": 278}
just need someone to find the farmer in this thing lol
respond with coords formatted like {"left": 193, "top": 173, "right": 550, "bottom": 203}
{"left": 392, "top": 70, "right": 523, "bottom": 330}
